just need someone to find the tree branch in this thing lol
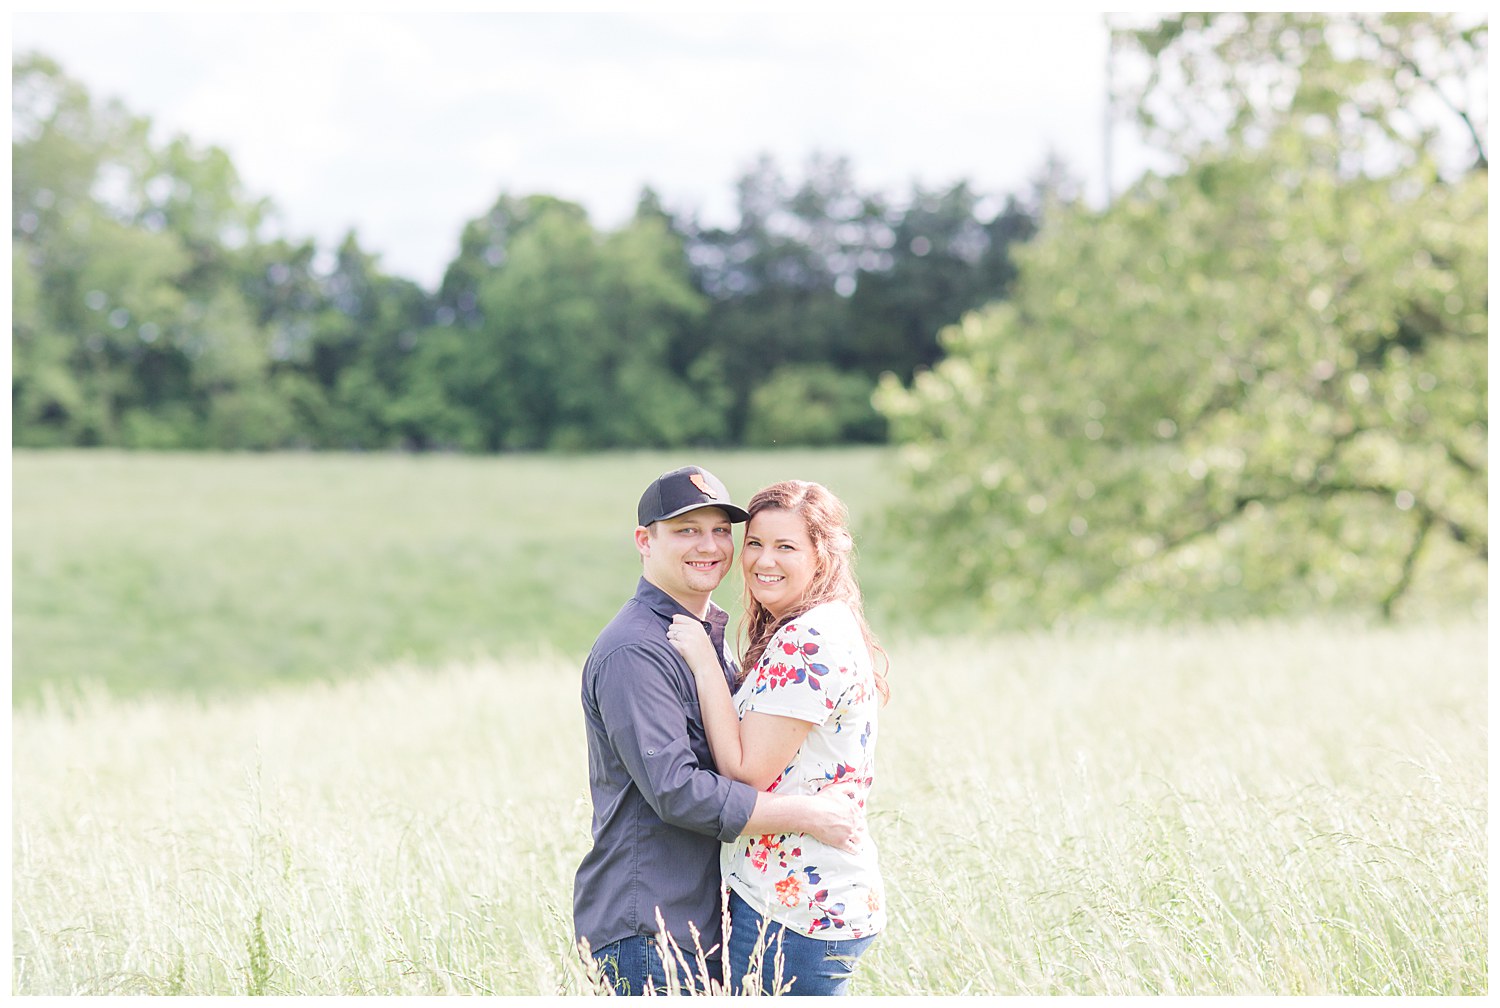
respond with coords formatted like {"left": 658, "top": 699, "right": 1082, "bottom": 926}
{"left": 1314, "top": 480, "right": 1487, "bottom": 561}
{"left": 1125, "top": 475, "right": 1486, "bottom": 606}
{"left": 1357, "top": 19, "right": 1488, "bottom": 170}
{"left": 1444, "top": 442, "right": 1485, "bottom": 476}
{"left": 1381, "top": 510, "right": 1433, "bottom": 620}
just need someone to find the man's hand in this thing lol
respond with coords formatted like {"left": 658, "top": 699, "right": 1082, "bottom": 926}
{"left": 742, "top": 785, "right": 869, "bottom": 848}
{"left": 802, "top": 785, "right": 866, "bottom": 854}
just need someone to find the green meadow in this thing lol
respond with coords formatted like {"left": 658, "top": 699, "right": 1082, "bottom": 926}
{"left": 10, "top": 450, "right": 1488, "bottom": 995}
{"left": 11, "top": 448, "right": 909, "bottom": 704}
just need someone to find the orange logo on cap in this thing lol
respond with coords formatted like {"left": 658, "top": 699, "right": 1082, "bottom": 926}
{"left": 689, "top": 473, "right": 716, "bottom": 498}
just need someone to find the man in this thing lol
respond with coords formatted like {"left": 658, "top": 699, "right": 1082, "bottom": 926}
{"left": 574, "top": 465, "right": 862, "bottom": 995}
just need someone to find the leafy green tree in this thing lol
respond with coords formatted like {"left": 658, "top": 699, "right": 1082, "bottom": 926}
{"left": 430, "top": 196, "right": 713, "bottom": 450}
{"left": 683, "top": 155, "right": 870, "bottom": 439}
{"left": 13, "top": 53, "right": 156, "bottom": 445}
{"left": 421, "top": 194, "right": 581, "bottom": 449}
{"left": 234, "top": 238, "right": 333, "bottom": 446}
{"left": 592, "top": 211, "right": 726, "bottom": 446}
{"left": 382, "top": 325, "right": 487, "bottom": 452}
{"left": 877, "top": 13, "right": 1486, "bottom": 623}
{"left": 434, "top": 193, "right": 562, "bottom": 329}
{"left": 681, "top": 154, "right": 1042, "bottom": 442}
{"left": 847, "top": 180, "right": 1039, "bottom": 382}
{"left": 298, "top": 233, "right": 434, "bottom": 449}
{"left": 475, "top": 200, "right": 602, "bottom": 450}
{"left": 12, "top": 53, "right": 298, "bottom": 450}
{"left": 1112, "top": 12, "right": 1487, "bottom": 176}
{"left": 12, "top": 240, "right": 83, "bottom": 446}
{"left": 744, "top": 365, "right": 883, "bottom": 447}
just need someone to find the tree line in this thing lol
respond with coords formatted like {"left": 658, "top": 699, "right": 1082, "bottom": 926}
{"left": 13, "top": 52, "right": 1053, "bottom": 452}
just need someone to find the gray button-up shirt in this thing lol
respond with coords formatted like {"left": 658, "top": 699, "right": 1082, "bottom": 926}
{"left": 573, "top": 577, "right": 757, "bottom": 957}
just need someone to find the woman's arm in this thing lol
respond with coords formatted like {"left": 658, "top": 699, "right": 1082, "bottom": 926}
{"left": 668, "top": 614, "right": 814, "bottom": 790}
{"left": 745, "top": 786, "right": 865, "bottom": 853}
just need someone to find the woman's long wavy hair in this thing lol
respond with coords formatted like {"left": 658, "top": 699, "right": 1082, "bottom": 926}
{"left": 737, "top": 480, "right": 890, "bottom": 704}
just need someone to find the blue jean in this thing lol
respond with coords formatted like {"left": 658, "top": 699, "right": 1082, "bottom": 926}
{"left": 726, "top": 889, "right": 877, "bottom": 996}
{"left": 590, "top": 935, "right": 720, "bottom": 996}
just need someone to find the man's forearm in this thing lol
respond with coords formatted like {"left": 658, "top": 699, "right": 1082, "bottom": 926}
{"left": 743, "top": 790, "right": 814, "bottom": 835}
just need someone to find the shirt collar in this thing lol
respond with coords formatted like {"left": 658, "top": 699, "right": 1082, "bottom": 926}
{"left": 635, "top": 576, "right": 729, "bottom": 631}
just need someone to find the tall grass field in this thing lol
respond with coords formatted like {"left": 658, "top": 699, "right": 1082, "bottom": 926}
{"left": 11, "top": 450, "right": 1488, "bottom": 995}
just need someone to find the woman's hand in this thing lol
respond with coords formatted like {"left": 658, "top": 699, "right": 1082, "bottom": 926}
{"left": 667, "top": 614, "right": 721, "bottom": 675}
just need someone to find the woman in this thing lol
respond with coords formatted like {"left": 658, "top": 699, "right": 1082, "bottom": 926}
{"left": 666, "top": 480, "right": 889, "bottom": 996}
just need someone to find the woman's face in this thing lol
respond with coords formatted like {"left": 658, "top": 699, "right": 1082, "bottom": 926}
{"left": 740, "top": 508, "right": 818, "bottom": 620}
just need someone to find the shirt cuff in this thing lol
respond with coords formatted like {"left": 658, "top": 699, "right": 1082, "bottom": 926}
{"left": 716, "top": 778, "right": 757, "bottom": 842}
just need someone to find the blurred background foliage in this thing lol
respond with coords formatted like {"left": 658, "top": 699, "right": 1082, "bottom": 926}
{"left": 11, "top": 12, "right": 1487, "bottom": 636}
{"left": 878, "top": 12, "right": 1486, "bottom": 624}
{"left": 12, "top": 52, "right": 1047, "bottom": 454}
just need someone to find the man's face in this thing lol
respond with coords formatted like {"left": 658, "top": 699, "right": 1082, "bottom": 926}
{"left": 636, "top": 506, "right": 735, "bottom": 608}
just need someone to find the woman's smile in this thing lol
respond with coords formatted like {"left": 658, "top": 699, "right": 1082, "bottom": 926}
{"left": 741, "top": 509, "right": 816, "bottom": 618}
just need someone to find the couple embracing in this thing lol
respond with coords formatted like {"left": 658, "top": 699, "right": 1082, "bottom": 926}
{"left": 573, "top": 465, "right": 890, "bottom": 996}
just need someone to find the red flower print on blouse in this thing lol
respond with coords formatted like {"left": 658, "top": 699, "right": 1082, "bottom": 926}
{"left": 775, "top": 875, "right": 803, "bottom": 907}
{"left": 748, "top": 834, "right": 776, "bottom": 873}
{"left": 754, "top": 637, "right": 830, "bottom": 695}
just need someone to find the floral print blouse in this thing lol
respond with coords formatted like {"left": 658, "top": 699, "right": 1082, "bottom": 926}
{"left": 722, "top": 600, "right": 885, "bottom": 940}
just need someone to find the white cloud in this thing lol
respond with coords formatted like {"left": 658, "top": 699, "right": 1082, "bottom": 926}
{"left": 13, "top": 10, "right": 1128, "bottom": 289}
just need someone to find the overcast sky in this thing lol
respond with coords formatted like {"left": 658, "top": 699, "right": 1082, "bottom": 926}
{"left": 13, "top": 8, "right": 1152, "bottom": 290}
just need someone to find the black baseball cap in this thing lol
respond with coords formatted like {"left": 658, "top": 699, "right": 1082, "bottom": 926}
{"left": 637, "top": 465, "right": 750, "bottom": 526}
